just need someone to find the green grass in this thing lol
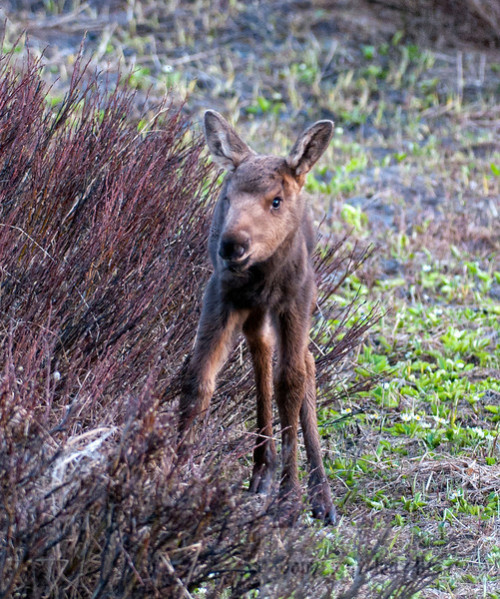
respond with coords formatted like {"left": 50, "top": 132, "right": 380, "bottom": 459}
{"left": 312, "top": 205, "right": 500, "bottom": 594}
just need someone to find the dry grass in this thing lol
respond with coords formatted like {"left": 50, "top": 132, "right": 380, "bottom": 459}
{"left": 360, "top": 0, "right": 500, "bottom": 47}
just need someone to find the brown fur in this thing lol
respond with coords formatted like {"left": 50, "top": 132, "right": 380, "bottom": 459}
{"left": 179, "top": 111, "right": 335, "bottom": 524}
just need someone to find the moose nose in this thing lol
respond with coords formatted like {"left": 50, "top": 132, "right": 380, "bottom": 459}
{"left": 219, "top": 233, "right": 250, "bottom": 262}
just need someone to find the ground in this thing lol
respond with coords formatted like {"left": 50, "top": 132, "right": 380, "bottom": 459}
{"left": 2, "top": 1, "right": 499, "bottom": 597}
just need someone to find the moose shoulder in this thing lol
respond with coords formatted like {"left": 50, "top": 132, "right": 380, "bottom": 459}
{"left": 179, "top": 110, "right": 335, "bottom": 524}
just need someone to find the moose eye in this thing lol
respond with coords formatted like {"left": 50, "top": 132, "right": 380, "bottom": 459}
{"left": 271, "top": 197, "right": 282, "bottom": 210}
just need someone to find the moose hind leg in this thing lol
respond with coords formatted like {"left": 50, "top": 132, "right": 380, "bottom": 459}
{"left": 243, "top": 312, "right": 277, "bottom": 494}
{"left": 300, "top": 350, "right": 336, "bottom": 524}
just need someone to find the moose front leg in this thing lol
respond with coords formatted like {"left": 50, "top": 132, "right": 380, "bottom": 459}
{"left": 179, "top": 277, "right": 246, "bottom": 442}
{"left": 274, "top": 303, "right": 335, "bottom": 524}
{"left": 300, "top": 350, "right": 336, "bottom": 524}
{"left": 243, "top": 310, "right": 277, "bottom": 495}
{"left": 276, "top": 364, "right": 305, "bottom": 501}
{"left": 274, "top": 359, "right": 304, "bottom": 522}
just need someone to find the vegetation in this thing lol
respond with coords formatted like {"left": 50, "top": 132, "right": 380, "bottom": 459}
{"left": 1, "top": 1, "right": 499, "bottom": 597}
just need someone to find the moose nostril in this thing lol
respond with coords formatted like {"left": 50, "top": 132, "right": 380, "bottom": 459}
{"left": 219, "top": 234, "right": 250, "bottom": 261}
{"left": 233, "top": 243, "right": 246, "bottom": 258}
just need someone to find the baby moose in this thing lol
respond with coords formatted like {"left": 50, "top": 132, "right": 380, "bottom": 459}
{"left": 179, "top": 110, "right": 335, "bottom": 524}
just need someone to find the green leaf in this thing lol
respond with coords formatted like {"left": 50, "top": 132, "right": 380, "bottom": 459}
{"left": 490, "top": 162, "right": 500, "bottom": 176}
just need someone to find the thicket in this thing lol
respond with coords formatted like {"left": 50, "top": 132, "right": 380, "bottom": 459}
{"left": 0, "top": 49, "right": 439, "bottom": 598}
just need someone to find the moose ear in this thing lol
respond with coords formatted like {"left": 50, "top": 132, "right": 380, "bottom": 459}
{"left": 286, "top": 120, "right": 334, "bottom": 176}
{"left": 203, "top": 110, "right": 254, "bottom": 171}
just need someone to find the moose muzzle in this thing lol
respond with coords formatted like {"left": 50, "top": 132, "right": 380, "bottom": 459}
{"left": 218, "top": 231, "right": 250, "bottom": 263}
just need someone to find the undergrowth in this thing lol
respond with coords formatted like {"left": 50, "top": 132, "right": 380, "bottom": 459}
{"left": 0, "top": 48, "right": 444, "bottom": 598}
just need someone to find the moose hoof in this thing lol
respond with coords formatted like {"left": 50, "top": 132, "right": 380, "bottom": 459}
{"left": 311, "top": 500, "right": 337, "bottom": 525}
{"left": 310, "top": 484, "right": 336, "bottom": 525}
{"left": 249, "top": 463, "right": 275, "bottom": 495}
{"left": 176, "top": 437, "right": 194, "bottom": 465}
{"left": 272, "top": 486, "right": 301, "bottom": 527}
